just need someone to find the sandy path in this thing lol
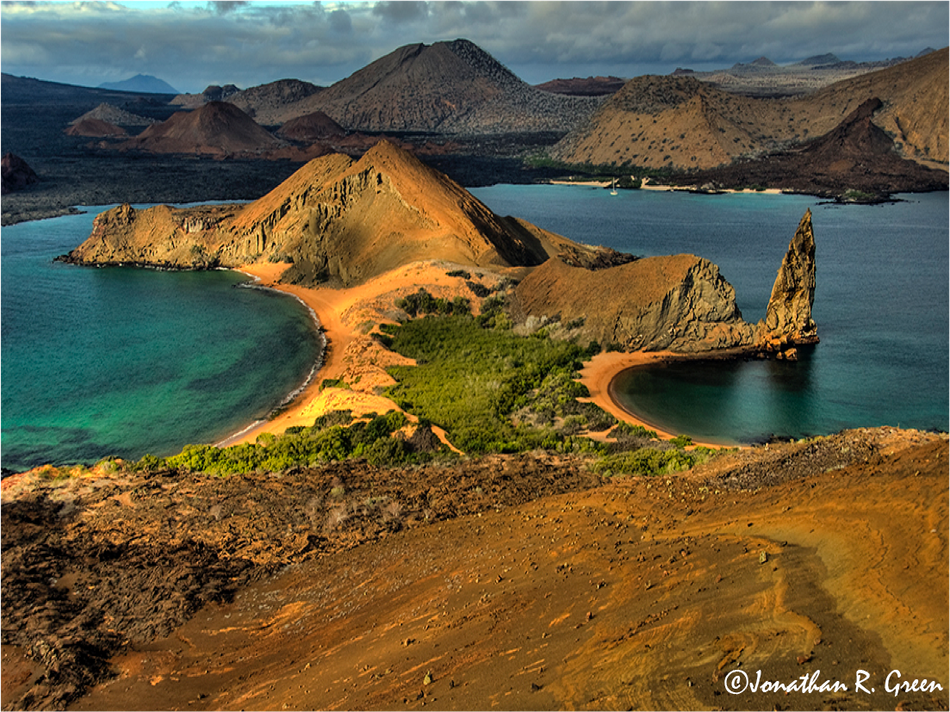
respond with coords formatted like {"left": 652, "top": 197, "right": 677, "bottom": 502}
{"left": 223, "top": 261, "right": 497, "bottom": 450}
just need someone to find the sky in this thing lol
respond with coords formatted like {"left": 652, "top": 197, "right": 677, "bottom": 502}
{"left": 1, "top": 1, "right": 947, "bottom": 94}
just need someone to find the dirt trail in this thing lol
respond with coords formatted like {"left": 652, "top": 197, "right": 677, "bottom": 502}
{"left": 2, "top": 428, "right": 946, "bottom": 711}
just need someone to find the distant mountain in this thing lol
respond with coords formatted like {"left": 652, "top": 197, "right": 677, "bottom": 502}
{"left": 796, "top": 53, "right": 842, "bottom": 67}
{"left": 171, "top": 84, "right": 242, "bottom": 109}
{"left": 678, "top": 50, "right": 930, "bottom": 97}
{"left": 665, "top": 97, "right": 948, "bottom": 199}
{"left": 118, "top": 101, "right": 283, "bottom": 157}
{"left": 534, "top": 76, "right": 626, "bottom": 97}
{"left": 549, "top": 47, "right": 948, "bottom": 174}
{"left": 248, "top": 39, "right": 601, "bottom": 135}
{"left": 226, "top": 79, "right": 323, "bottom": 122}
{"left": 98, "top": 74, "right": 179, "bottom": 94}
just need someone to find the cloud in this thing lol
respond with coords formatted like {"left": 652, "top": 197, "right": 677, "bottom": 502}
{"left": 371, "top": 1, "right": 429, "bottom": 23}
{"left": 1, "top": 1, "right": 946, "bottom": 93}
{"left": 207, "top": 1, "right": 250, "bottom": 14}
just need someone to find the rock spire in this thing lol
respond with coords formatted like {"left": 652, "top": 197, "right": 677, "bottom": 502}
{"left": 756, "top": 208, "right": 818, "bottom": 356}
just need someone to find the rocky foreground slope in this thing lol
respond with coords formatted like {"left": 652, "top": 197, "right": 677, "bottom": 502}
{"left": 2, "top": 427, "right": 946, "bottom": 710}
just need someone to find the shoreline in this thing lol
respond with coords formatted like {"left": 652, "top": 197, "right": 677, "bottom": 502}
{"left": 577, "top": 349, "right": 749, "bottom": 450}
{"left": 218, "top": 263, "right": 357, "bottom": 446}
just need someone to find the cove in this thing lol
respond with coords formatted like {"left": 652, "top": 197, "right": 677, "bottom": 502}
{"left": 1, "top": 205, "right": 323, "bottom": 472}
{"left": 473, "top": 186, "right": 949, "bottom": 442}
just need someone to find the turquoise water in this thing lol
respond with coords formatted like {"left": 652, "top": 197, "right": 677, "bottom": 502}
{"left": 472, "top": 186, "right": 949, "bottom": 443}
{"left": 2, "top": 206, "right": 322, "bottom": 472}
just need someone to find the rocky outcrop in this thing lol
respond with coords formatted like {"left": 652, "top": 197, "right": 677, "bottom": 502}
{"left": 755, "top": 209, "right": 818, "bottom": 355}
{"left": 514, "top": 253, "right": 755, "bottom": 353}
{"left": 63, "top": 140, "right": 610, "bottom": 286}
{"left": 1, "top": 153, "right": 38, "bottom": 194}
{"left": 171, "top": 84, "right": 242, "bottom": 109}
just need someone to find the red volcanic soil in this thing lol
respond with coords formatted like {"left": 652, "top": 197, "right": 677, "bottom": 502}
{"left": 2, "top": 427, "right": 946, "bottom": 710}
{"left": 118, "top": 101, "right": 283, "bottom": 157}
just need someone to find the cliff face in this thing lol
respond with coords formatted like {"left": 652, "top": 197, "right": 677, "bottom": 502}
{"left": 515, "top": 209, "right": 819, "bottom": 356}
{"left": 756, "top": 209, "right": 818, "bottom": 353}
{"left": 514, "top": 254, "right": 755, "bottom": 353}
{"left": 65, "top": 140, "right": 607, "bottom": 286}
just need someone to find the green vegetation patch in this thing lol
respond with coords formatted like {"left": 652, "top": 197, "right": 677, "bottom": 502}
{"left": 591, "top": 445, "right": 717, "bottom": 477}
{"left": 385, "top": 313, "right": 608, "bottom": 454}
{"left": 160, "top": 409, "right": 443, "bottom": 475}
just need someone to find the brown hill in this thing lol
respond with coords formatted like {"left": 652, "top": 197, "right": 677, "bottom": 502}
{"left": 1, "top": 153, "right": 38, "bottom": 194}
{"left": 117, "top": 101, "right": 284, "bottom": 157}
{"left": 69, "top": 103, "right": 157, "bottom": 127}
{"left": 64, "top": 118, "right": 127, "bottom": 138}
{"left": 667, "top": 97, "right": 949, "bottom": 198}
{"left": 250, "top": 39, "right": 601, "bottom": 134}
{"left": 276, "top": 111, "right": 345, "bottom": 142}
{"left": 63, "top": 140, "right": 608, "bottom": 286}
{"left": 551, "top": 47, "right": 949, "bottom": 172}
{"left": 513, "top": 209, "right": 819, "bottom": 355}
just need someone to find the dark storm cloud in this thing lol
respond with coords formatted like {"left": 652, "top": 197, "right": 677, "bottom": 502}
{"left": 1, "top": 1, "right": 946, "bottom": 93}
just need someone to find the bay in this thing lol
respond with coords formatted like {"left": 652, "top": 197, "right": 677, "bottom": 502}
{"left": 1, "top": 205, "right": 323, "bottom": 472}
{"left": 471, "top": 185, "right": 949, "bottom": 443}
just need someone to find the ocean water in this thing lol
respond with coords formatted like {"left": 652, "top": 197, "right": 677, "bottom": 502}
{"left": 472, "top": 185, "right": 948, "bottom": 443}
{"left": 2, "top": 206, "right": 322, "bottom": 472}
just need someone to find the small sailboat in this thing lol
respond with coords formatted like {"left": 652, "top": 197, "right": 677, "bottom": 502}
{"left": 610, "top": 178, "right": 618, "bottom": 195}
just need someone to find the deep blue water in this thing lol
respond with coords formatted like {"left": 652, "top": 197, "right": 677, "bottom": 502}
{"left": 472, "top": 186, "right": 949, "bottom": 443}
{"left": 2, "top": 206, "right": 322, "bottom": 472}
